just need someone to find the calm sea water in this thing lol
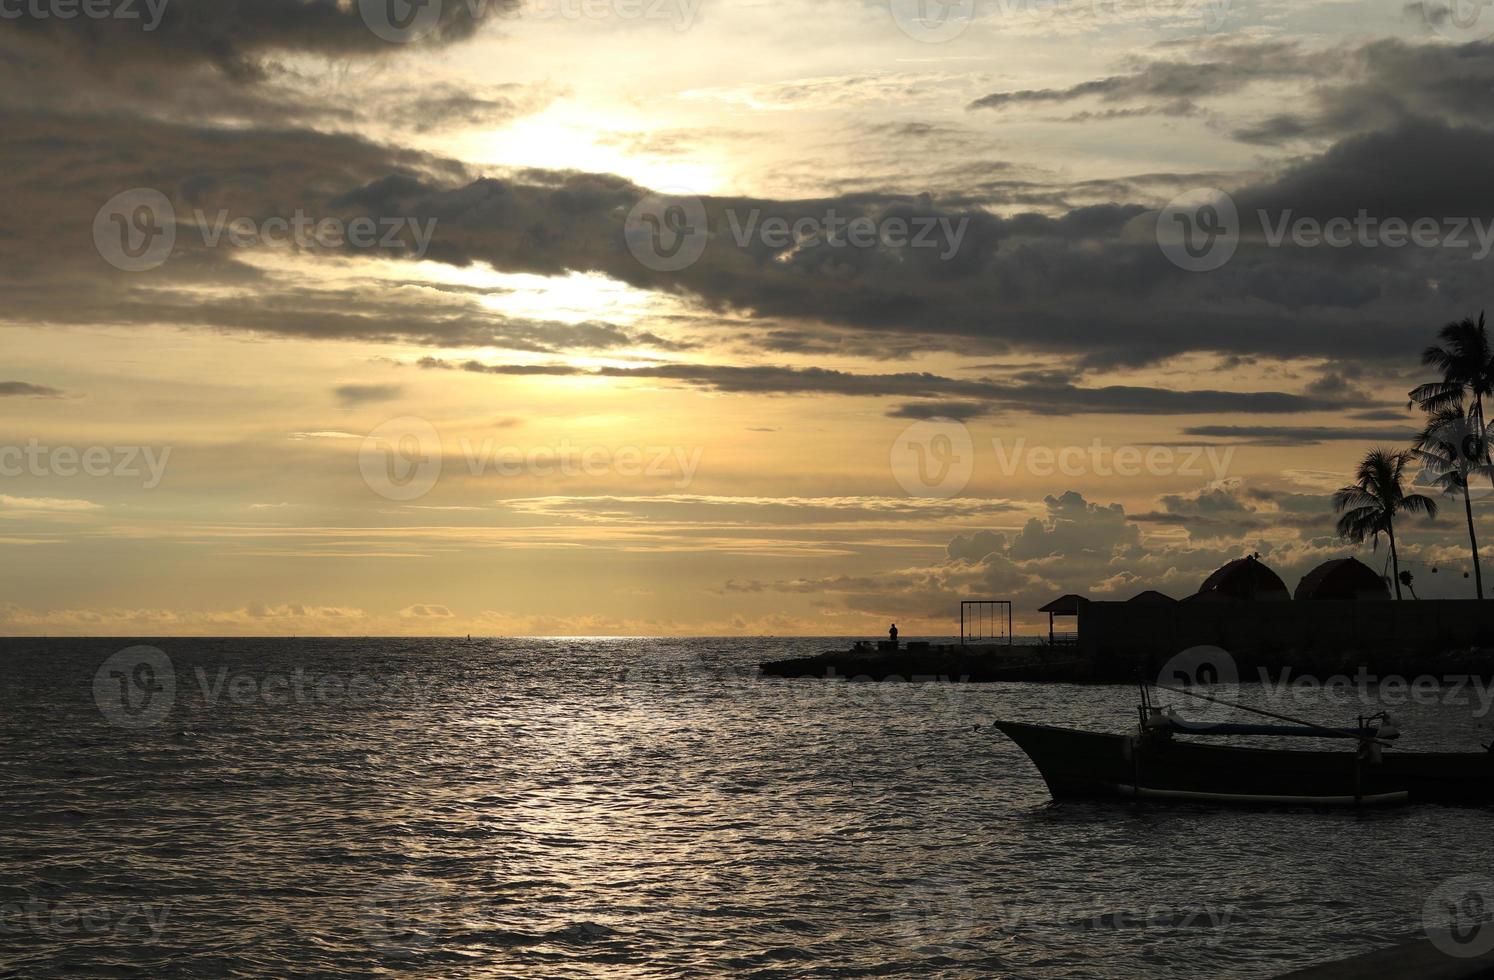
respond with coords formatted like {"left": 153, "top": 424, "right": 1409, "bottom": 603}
{"left": 3, "top": 636, "right": 1493, "bottom": 978}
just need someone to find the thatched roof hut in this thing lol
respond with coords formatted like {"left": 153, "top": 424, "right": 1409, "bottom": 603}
{"left": 1188, "top": 556, "right": 1290, "bottom": 602}
{"left": 1294, "top": 557, "right": 1390, "bottom": 601}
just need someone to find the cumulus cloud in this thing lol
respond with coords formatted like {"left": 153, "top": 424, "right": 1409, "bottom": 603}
{"left": 711, "top": 479, "right": 1463, "bottom": 623}
{"left": 400, "top": 603, "right": 455, "bottom": 618}
{"left": 11, "top": 43, "right": 1494, "bottom": 377}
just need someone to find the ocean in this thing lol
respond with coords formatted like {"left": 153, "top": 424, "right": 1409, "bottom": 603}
{"left": 3, "top": 636, "right": 1491, "bottom": 977}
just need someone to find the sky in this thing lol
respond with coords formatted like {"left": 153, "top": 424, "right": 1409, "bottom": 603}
{"left": 2, "top": 0, "right": 1494, "bottom": 635}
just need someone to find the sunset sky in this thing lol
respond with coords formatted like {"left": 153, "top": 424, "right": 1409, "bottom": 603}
{"left": 3, "top": 0, "right": 1494, "bottom": 635}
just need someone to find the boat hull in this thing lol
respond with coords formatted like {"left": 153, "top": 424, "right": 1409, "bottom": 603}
{"left": 993, "top": 720, "right": 1494, "bottom": 807}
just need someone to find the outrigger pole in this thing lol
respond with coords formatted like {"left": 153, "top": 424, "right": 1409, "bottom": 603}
{"left": 1152, "top": 683, "right": 1395, "bottom": 747}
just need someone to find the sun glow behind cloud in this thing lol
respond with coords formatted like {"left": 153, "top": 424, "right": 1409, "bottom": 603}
{"left": 238, "top": 251, "right": 695, "bottom": 339}
{"left": 473, "top": 270, "right": 686, "bottom": 328}
{"left": 459, "top": 106, "right": 727, "bottom": 194}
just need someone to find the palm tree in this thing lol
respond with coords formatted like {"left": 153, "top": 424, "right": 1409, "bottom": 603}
{"left": 1409, "top": 312, "right": 1493, "bottom": 476}
{"left": 1412, "top": 402, "right": 1488, "bottom": 598}
{"left": 1332, "top": 449, "right": 1438, "bottom": 599}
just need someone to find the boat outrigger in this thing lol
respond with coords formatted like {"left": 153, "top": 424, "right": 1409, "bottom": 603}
{"left": 994, "top": 685, "right": 1494, "bottom": 807}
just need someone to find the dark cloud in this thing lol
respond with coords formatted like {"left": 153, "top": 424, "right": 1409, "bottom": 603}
{"left": 1351, "top": 409, "right": 1414, "bottom": 421}
{"left": 3, "top": 0, "right": 508, "bottom": 81}
{"left": 1180, "top": 425, "right": 1420, "bottom": 445}
{"left": 969, "top": 41, "right": 1320, "bottom": 114}
{"left": 971, "top": 38, "right": 1494, "bottom": 149}
{"left": 420, "top": 357, "right": 1364, "bottom": 416}
{"left": 8, "top": 35, "right": 1494, "bottom": 381}
{"left": 886, "top": 401, "right": 992, "bottom": 421}
{"left": 0, "top": 381, "right": 64, "bottom": 398}
{"left": 386, "top": 85, "right": 545, "bottom": 134}
{"left": 1231, "top": 39, "right": 1494, "bottom": 145}
{"left": 1237, "top": 117, "right": 1494, "bottom": 221}
{"left": 333, "top": 383, "right": 403, "bottom": 405}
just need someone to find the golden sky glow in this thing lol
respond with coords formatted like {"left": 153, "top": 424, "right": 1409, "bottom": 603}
{"left": 1, "top": 0, "right": 1487, "bottom": 634}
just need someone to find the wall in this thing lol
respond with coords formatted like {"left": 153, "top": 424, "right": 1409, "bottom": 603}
{"left": 1075, "top": 599, "right": 1494, "bottom": 662}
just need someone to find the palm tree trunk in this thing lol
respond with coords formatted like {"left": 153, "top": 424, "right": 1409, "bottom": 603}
{"left": 1476, "top": 394, "right": 1491, "bottom": 599}
{"left": 1479, "top": 393, "right": 1493, "bottom": 488}
{"left": 1388, "top": 520, "right": 1403, "bottom": 599}
{"left": 1466, "top": 482, "right": 1485, "bottom": 599}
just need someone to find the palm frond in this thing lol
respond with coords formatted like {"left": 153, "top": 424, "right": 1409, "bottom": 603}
{"left": 1401, "top": 493, "right": 1439, "bottom": 519}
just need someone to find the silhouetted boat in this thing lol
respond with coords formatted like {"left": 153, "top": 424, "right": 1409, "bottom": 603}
{"left": 995, "top": 688, "right": 1494, "bottom": 807}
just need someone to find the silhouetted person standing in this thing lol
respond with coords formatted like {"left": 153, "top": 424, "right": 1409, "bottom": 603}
{"left": 888, "top": 623, "right": 898, "bottom": 648}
